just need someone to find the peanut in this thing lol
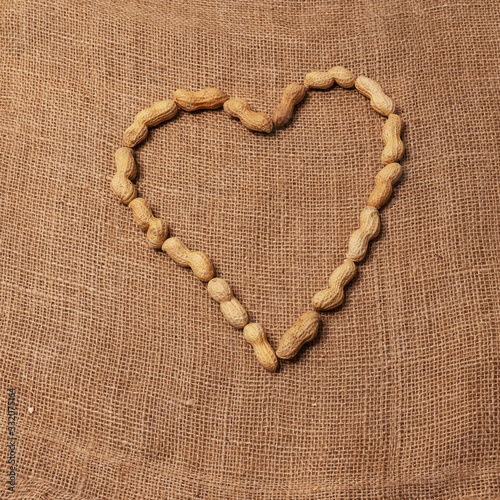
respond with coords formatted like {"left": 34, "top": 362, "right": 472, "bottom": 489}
{"left": 147, "top": 218, "right": 168, "bottom": 249}
{"left": 223, "top": 98, "right": 273, "bottom": 133}
{"left": 367, "top": 163, "right": 402, "bottom": 209}
{"left": 173, "top": 88, "right": 229, "bottom": 112}
{"left": 129, "top": 198, "right": 168, "bottom": 249}
{"left": 304, "top": 71, "right": 335, "bottom": 90}
{"left": 311, "top": 259, "right": 357, "bottom": 311}
{"left": 123, "top": 100, "right": 178, "bottom": 147}
{"left": 276, "top": 311, "right": 321, "bottom": 359}
{"left": 207, "top": 278, "right": 248, "bottom": 329}
{"left": 243, "top": 323, "right": 278, "bottom": 372}
{"left": 346, "top": 206, "right": 380, "bottom": 262}
{"left": 355, "top": 76, "right": 395, "bottom": 116}
{"left": 129, "top": 196, "right": 153, "bottom": 230}
{"left": 329, "top": 66, "right": 356, "bottom": 89}
{"left": 115, "top": 147, "right": 137, "bottom": 180}
{"left": 111, "top": 147, "right": 138, "bottom": 204}
{"left": 272, "top": 83, "right": 307, "bottom": 128}
{"left": 161, "top": 237, "right": 214, "bottom": 282}
{"left": 111, "top": 173, "right": 137, "bottom": 205}
{"left": 381, "top": 114, "right": 404, "bottom": 165}
{"left": 303, "top": 66, "right": 356, "bottom": 90}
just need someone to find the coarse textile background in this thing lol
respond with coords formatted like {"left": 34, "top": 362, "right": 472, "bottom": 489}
{"left": 1, "top": 1, "right": 499, "bottom": 498}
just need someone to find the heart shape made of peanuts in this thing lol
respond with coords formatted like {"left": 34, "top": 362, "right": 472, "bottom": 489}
{"left": 111, "top": 66, "right": 404, "bottom": 373}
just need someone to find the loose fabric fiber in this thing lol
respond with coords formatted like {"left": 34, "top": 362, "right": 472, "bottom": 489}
{"left": 1, "top": 1, "right": 499, "bottom": 498}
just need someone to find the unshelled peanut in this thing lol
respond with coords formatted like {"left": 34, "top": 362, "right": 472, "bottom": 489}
{"left": 111, "top": 147, "right": 137, "bottom": 204}
{"left": 346, "top": 206, "right": 380, "bottom": 261}
{"left": 272, "top": 83, "right": 307, "bottom": 128}
{"left": 311, "top": 259, "right": 357, "bottom": 311}
{"left": 111, "top": 173, "right": 137, "bottom": 205}
{"left": 243, "top": 323, "right": 278, "bottom": 372}
{"left": 355, "top": 76, "right": 395, "bottom": 116}
{"left": 173, "top": 88, "right": 229, "bottom": 112}
{"left": 123, "top": 100, "right": 178, "bottom": 147}
{"left": 161, "top": 237, "right": 214, "bottom": 282}
{"left": 223, "top": 98, "right": 273, "bottom": 133}
{"left": 304, "top": 71, "right": 335, "bottom": 90}
{"left": 129, "top": 198, "right": 168, "bottom": 249}
{"left": 129, "top": 196, "right": 152, "bottom": 230}
{"left": 381, "top": 114, "right": 404, "bottom": 165}
{"left": 207, "top": 278, "right": 248, "bottom": 329}
{"left": 367, "top": 163, "right": 402, "bottom": 209}
{"left": 276, "top": 311, "right": 321, "bottom": 359}
{"left": 115, "top": 147, "right": 137, "bottom": 180}
{"left": 304, "top": 66, "right": 356, "bottom": 90}
{"left": 329, "top": 66, "right": 356, "bottom": 88}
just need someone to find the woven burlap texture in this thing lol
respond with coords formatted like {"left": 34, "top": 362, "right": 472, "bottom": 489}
{"left": 1, "top": 1, "right": 499, "bottom": 498}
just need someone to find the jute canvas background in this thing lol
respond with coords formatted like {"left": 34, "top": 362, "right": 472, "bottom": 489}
{"left": 1, "top": 1, "right": 499, "bottom": 498}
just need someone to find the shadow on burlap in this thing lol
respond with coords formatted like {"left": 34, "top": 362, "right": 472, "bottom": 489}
{"left": 1, "top": 1, "right": 499, "bottom": 498}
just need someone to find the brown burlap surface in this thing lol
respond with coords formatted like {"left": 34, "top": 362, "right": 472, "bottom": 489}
{"left": 1, "top": 1, "right": 499, "bottom": 498}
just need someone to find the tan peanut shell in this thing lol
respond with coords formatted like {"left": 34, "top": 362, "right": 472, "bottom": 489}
{"left": 111, "top": 173, "right": 137, "bottom": 205}
{"left": 243, "top": 323, "right": 278, "bottom": 372}
{"left": 355, "top": 76, "right": 395, "bottom": 116}
{"left": 346, "top": 206, "right": 380, "bottom": 262}
{"left": 115, "top": 147, "right": 137, "bottom": 180}
{"left": 381, "top": 114, "right": 404, "bottom": 165}
{"left": 161, "top": 237, "right": 214, "bottom": 282}
{"left": 367, "top": 163, "right": 402, "bottom": 209}
{"left": 272, "top": 83, "right": 307, "bottom": 128}
{"left": 122, "top": 122, "right": 147, "bottom": 148}
{"left": 303, "top": 66, "right": 355, "bottom": 90}
{"left": 129, "top": 197, "right": 153, "bottom": 230}
{"left": 146, "top": 218, "right": 168, "bottom": 249}
{"left": 173, "top": 88, "right": 229, "bottom": 112}
{"left": 311, "top": 259, "right": 357, "bottom": 311}
{"left": 134, "top": 100, "right": 178, "bottom": 127}
{"left": 111, "top": 147, "right": 138, "bottom": 204}
{"left": 276, "top": 311, "right": 321, "bottom": 360}
{"left": 223, "top": 98, "right": 273, "bottom": 133}
{"left": 128, "top": 197, "right": 168, "bottom": 249}
{"left": 329, "top": 66, "right": 356, "bottom": 88}
{"left": 207, "top": 278, "right": 248, "bottom": 329}
{"left": 304, "top": 71, "right": 335, "bottom": 90}
{"left": 123, "top": 100, "right": 178, "bottom": 147}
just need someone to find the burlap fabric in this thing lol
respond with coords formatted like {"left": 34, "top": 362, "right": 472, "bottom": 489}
{"left": 1, "top": 1, "right": 499, "bottom": 498}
